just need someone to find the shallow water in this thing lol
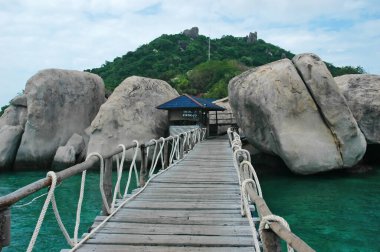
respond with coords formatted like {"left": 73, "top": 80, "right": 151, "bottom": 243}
{"left": 0, "top": 170, "right": 138, "bottom": 252}
{"left": 260, "top": 166, "right": 380, "bottom": 251}
{"left": 1, "top": 167, "right": 379, "bottom": 251}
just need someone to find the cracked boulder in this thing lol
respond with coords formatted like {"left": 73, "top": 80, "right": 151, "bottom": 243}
{"left": 229, "top": 56, "right": 366, "bottom": 174}
{"left": 293, "top": 53, "right": 366, "bottom": 167}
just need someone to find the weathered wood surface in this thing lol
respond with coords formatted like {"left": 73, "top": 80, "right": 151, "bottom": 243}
{"left": 70, "top": 136, "right": 254, "bottom": 251}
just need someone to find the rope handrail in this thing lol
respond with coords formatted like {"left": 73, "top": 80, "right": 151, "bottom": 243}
{"left": 227, "top": 128, "right": 315, "bottom": 252}
{"left": 2, "top": 128, "right": 206, "bottom": 252}
{"left": 0, "top": 131, "right": 195, "bottom": 209}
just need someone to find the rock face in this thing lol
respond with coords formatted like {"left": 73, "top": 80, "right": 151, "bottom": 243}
{"left": 0, "top": 95, "right": 28, "bottom": 170}
{"left": 182, "top": 27, "right": 199, "bottom": 39}
{"left": 229, "top": 57, "right": 366, "bottom": 174}
{"left": 13, "top": 69, "right": 105, "bottom": 169}
{"left": 247, "top": 32, "right": 257, "bottom": 43}
{"left": 335, "top": 74, "right": 380, "bottom": 144}
{"left": 0, "top": 125, "right": 23, "bottom": 169}
{"left": 293, "top": 53, "right": 366, "bottom": 167}
{"left": 87, "top": 76, "right": 178, "bottom": 159}
{"left": 0, "top": 105, "right": 27, "bottom": 129}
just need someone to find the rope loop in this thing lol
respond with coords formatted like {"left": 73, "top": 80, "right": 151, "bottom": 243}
{"left": 87, "top": 152, "right": 111, "bottom": 215}
{"left": 27, "top": 172, "right": 58, "bottom": 252}
{"left": 240, "top": 179, "right": 261, "bottom": 251}
{"left": 239, "top": 161, "right": 262, "bottom": 198}
{"left": 112, "top": 144, "right": 126, "bottom": 210}
{"left": 148, "top": 139, "right": 159, "bottom": 177}
{"left": 123, "top": 140, "right": 140, "bottom": 198}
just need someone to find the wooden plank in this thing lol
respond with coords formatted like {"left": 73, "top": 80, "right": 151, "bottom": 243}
{"left": 123, "top": 201, "right": 241, "bottom": 210}
{"left": 93, "top": 216, "right": 248, "bottom": 226}
{"left": 65, "top": 244, "right": 254, "bottom": 252}
{"left": 91, "top": 223, "right": 252, "bottom": 236}
{"left": 114, "top": 209, "right": 241, "bottom": 216}
{"left": 85, "top": 233, "right": 254, "bottom": 247}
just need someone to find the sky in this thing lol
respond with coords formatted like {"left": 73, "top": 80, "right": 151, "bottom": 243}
{"left": 0, "top": 0, "right": 379, "bottom": 106}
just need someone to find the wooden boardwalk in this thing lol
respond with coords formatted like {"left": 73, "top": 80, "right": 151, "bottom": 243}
{"left": 72, "top": 136, "right": 254, "bottom": 251}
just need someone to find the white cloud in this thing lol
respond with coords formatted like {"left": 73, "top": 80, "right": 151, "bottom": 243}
{"left": 0, "top": 0, "right": 379, "bottom": 106}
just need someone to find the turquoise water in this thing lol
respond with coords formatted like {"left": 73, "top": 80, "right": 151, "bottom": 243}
{"left": 0, "top": 167, "right": 379, "bottom": 251}
{"left": 0, "top": 170, "right": 138, "bottom": 252}
{"left": 260, "top": 166, "right": 380, "bottom": 251}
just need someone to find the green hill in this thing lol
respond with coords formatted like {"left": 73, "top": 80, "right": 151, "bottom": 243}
{"left": 87, "top": 32, "right": 364, "bottom": 99}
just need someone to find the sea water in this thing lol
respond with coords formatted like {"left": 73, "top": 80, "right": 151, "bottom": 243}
{"left": 260, "top": 166, "right": 380, "bottom": 252}
{"left": 0, "top": 171, "right": 138, "bottom": 252}
{"left": 0, "top": 167, "right": 379, "bottom": 251}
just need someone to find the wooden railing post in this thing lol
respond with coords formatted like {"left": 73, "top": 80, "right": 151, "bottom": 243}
{"left": 102, "top": 158, "right": 113, "bottom": 215}
{"left": 261, "top": 229, "right": 282, "bottom": 252}
{"left": 163, "top": 140, "right": 169, "bottom": 169}
{"left": 0, "top": 207, "right": 10, "bottom": 251}
{"left": 179, "top": 135, "right": 184, "bottom": 159}
{"left": 139, "top": 145, "right": 148, "bottom": 187}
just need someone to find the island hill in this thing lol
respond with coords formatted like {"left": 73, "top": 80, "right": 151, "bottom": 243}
{"left": 0, "top": 28, "right": 378, "bottom": 175}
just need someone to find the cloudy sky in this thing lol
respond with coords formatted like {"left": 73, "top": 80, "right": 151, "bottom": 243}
{"left": 0, "top": 0, "right": 379, "bottom": 106}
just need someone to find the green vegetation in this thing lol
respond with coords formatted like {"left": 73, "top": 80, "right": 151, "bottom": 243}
{"left": 0, "top": 104, "right": 9, "bottom": 117}
{"left": 87, "top": 32, "right": 365, "bottom": 99}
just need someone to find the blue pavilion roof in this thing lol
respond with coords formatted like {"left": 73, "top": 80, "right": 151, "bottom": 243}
{"left": 156, "top": 94, "right": 225, "bottom": 111}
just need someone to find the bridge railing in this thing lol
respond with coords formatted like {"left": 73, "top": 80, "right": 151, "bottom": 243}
{"left": 0, "top": 128, "right": 207, "bottom": 251}
{"left": 227, "top": 128, "right": 315, "bottom": 252}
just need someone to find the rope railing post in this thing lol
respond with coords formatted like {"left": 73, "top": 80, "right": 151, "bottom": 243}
{"left": 102, "top": 158, "right": 113, "bottom": 216}
{"left": 139, "top": 145, "right": 148, "bottom": 187}
{"left": 179, "top": 135, "right": 184, "bottom": 159}
{"left": 163, "top": 140, "right": 169, "bottom": 169}
{"left": 0, "top": 207, "right": 11, "bottom": 250}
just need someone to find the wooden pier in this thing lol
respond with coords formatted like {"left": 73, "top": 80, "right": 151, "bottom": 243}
{"left": 69, "top": 136, "right": 255, "bottom": 251}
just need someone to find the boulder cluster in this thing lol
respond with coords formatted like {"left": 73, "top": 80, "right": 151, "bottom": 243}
{"left": 0, "top": 70, "right": 177, "bottom": 170}
{"left": 229, "top": 53, "right": 379, "bottom": 174}
{"left": 0, "top": 53, "right": 378, "bottom": 175}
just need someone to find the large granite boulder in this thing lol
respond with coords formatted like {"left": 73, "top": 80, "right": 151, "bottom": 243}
{"left": 0, "top": 125, "right": 23, "bottom": 170}
{"left": 87, "top": 76, "right": 178, "bottom": 159}
{"left": 229, "top": 55, "right": 369, "bottom": 174}
{"left": 14, "top": 69, "right": 105, "bottom": 169}
{"left": 335, "top": 74, "right": 380, "bottom": 144}
{"left": 292, "top": 53, "right": 366, "bottom": 167}
{"left": 229, "top": 59, "right": 343, "bottom": 174}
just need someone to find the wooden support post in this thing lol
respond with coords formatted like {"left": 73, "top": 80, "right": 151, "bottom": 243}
{"left": 163, "top": 141, "right": 169, "bottom": 169}
{"left": 179, "top": 135, "right": 184, "bottom": 159}
{"left": 184, "top": 134, "right": 189, "bottom": 153}
{"left": 261, "top": 229, "right": 282, "bottom": 252}
{"left": 102, "top": 158, "right": 113, "bottom": 216}
{"left": 0, "top": 208, "right": 10, "bottom": 251}
{"left": 139, "top": 145, "right": 148, "bottom": 187}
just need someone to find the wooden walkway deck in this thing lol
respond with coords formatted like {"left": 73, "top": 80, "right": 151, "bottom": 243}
{"left": 72, "top": 136, "right": 254, "bottom": 251}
